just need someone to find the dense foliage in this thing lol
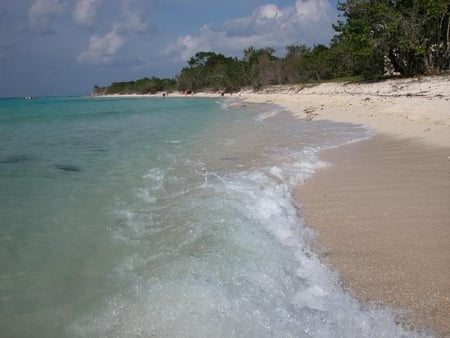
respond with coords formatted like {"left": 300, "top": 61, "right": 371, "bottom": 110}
{"left": 94, "top": 0, "right": 449, "bottom": 94}
{"left": 93, "top": 77, "right": 176, "bottom": 95}
{"left": 334, "top": 0, "right": 450, "bottom": 76}
{"left": 175, "top": 45, "right": 337, "bottom": 92}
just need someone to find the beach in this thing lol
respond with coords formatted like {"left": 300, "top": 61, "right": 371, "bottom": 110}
{"left": 2, "top": 80, "right": 448, "bottom": 336}
{"left": 242, "top": 76, "right": 450, "bottom": 336}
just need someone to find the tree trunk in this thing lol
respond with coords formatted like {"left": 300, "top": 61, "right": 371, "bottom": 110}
{"left": 444, "top": 13, "right": 450, "bottom": 71}
{"left": 447, "top": 13, "right": 450, "bottom": 54}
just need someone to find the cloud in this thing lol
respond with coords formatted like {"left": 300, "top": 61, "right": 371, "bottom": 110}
{"left": 295, "top": 0, "right": 331, "bottom": 22}
{"left": 165, "top": 0, "right": 336, "bottom": 61}
{"left": 28, "top": 0, "right": 67, "bottom": 32}
{"left": 77, "top": 24, "right": 125, "bottom": 64}
{"left": 77, "top": 0, "right": 151, "bottom": 64}
{"left": 122, "top": 0, "right": 148, "bottom": 33}
{"left": 73, "top": 0, "right": 102, "bottom": 26}
{"left": 257, "top": 4, "right": 283, "bottom": 20}
{"left": 165, "top": 25, "right": 273, "bottom": 62}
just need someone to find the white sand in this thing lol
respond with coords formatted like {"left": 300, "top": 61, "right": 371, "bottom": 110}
{"left": 240, "top": 76, "right": 450, "bottom": 148}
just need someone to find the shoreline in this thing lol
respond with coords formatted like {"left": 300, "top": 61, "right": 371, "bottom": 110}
{"left": 295, "top": 136, "right": 450, "bottom": 336}
{"left": 240, "top": 76, "right": 450, "bottom": 148}
{"left": 242, "top": 76, "right": 450, "bottom": 335}
{"left": 97, "top": 76, "right": 449, "bottom": 148}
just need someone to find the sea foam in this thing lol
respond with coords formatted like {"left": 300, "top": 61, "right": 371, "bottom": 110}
{"left": 72, "top": 144, "right": 427, "bottom": 337}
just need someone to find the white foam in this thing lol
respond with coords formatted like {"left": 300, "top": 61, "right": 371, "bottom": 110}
{"left": 75, "top": 145, "right": 430, "bottom": 337}
{"left": 255, "top": 109, "right": 281, "bottom": 121}
{"left": 142, "top": 168, "right": 165, "bottom": 190}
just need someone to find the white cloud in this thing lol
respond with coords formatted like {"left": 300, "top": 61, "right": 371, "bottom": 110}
{"left": 166, "top": 26, "right": 213, "bottom": 62}
{"left": 122, "top": 0, "right": 148, "bottom": 33}
{"left": 76, "top": 0, "right": 150, "bottom": 65}
{"left": 295, "top": 0, "right": 330, "bottom": 22}
{"left": 73, "top": 0, "right": 102, "bottom": 26}
{"left": 257, "top": 4, "right": 283, "bottom": 20}
{"left": 28, "top": 0, "right": 67, "bottom": 32}
{"left": 77, "top": 24, "right": 125, "bottom": 64}
{"left": 166, "top": 0, "right": 336, "bottom": 62}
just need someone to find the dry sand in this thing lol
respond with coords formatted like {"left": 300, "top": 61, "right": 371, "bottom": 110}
{"left": 240, "top": 76, "right": 450, "bottom": 148}
{"left": 242, "top": 76, "right": 450, "bottom": 336}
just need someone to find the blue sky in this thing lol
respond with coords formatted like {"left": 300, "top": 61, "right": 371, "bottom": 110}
{"left": 0, "top": 0, "right": 341, "bottom": 97}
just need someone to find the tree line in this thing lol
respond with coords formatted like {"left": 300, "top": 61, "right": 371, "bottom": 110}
{"left": 93, "top": 77, "right": 177, "bottom": 95}
{"left": 93, "top": 0, "right": 449, "bottom": 95}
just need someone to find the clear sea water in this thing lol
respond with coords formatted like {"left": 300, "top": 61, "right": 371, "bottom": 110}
{"left": 0, "top": 96, "right": 428, "bottom": 337}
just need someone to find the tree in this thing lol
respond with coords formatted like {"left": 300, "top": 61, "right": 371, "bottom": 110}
{"left": 241, "top": 47, "right": 279, "bottom": 88}
{"left": 416, "top": 0, "right": 450, "bottom": 72}
{"left": 282, "top": 45, "right": 310, "bottom": 83}
{"left": 333, "top": 0, "right": 449, "bottom": 77}
{"left": 333, "top": 0, "right": 392, "bottom": 77}
{"left": 177, "top": 51, "right": 244, "bottom": 92}
{"left": 92, "top": 85, "right": 106, "bottom": 96}
{"left": 304, "top": 45, "right": 333, "bottom": 81}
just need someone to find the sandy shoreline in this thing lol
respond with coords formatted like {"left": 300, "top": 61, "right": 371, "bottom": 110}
{"left": 241, "top": 76, "right": 450, "bottom": 336}
{"left": 295, "top": 136, "right": 450, "bottom": 336}
{"left": 240, "top": 76, "right": 450, "bottom": 148}
{"left": 101, "top": 76, "right": 449, "bottom": 148}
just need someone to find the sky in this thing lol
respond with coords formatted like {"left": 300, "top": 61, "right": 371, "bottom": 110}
{"left": 0, "top": 0, "right": 341, "bottom": 97}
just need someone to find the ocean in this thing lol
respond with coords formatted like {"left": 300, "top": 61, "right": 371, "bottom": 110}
{"left": 0, "top": 96, "right": 427, "bottom": 337}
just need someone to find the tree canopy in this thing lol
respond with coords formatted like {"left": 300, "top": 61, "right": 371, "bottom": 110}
{"left": 334, "top": 0, "right": 449, "bottom": 76}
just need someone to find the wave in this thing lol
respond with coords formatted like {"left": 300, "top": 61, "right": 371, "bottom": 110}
{"left": 71, "top": 145, "right": 426, "bottom": 337}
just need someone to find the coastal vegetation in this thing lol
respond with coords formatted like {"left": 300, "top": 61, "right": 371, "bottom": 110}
{"left": 93, "top": 0, "right": 449, "bottom": 95}
{"left": 93, "top": 77, "right": 176, "bottom": 95}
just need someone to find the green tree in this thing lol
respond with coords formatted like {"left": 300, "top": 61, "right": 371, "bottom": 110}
{"left": 333, "top": 0, "right": 392, "bottom": 77}
{"left": 333, "top": 0, "right": 449, "bottom": 77}
{"left": 281, "top": 44, "right": 310, "bottom": 83}
{"left": 92, "top": 85, "right": 106, "bottom": 96}
{"left": 177, "top": 51, "right": 245, "bottom": 91}
{"left": 242, "top": 47, "right": 279, "bottom": 88}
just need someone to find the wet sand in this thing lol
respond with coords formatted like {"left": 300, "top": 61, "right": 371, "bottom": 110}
{"left": 295, "top": 135, "right": 450, "bottom": 336}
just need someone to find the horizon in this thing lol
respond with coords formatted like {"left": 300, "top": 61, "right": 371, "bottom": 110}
{"left": 0, "top": 0, "right": 340, "bottom": 98}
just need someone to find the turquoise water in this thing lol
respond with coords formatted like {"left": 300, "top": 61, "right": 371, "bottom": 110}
{"left": 0, "top": 96, "right": 427, "bottom": 337}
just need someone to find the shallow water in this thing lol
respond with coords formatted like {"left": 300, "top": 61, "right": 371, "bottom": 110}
{"left": 0, "top": 96, "right": 428, "bottom": 337}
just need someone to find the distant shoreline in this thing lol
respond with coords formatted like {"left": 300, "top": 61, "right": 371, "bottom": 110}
{"left": 92, "top": 90, "right": 228, "bottom": 99}
{"left": 96, "top": 76, "right": 450, "bottom": 148}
